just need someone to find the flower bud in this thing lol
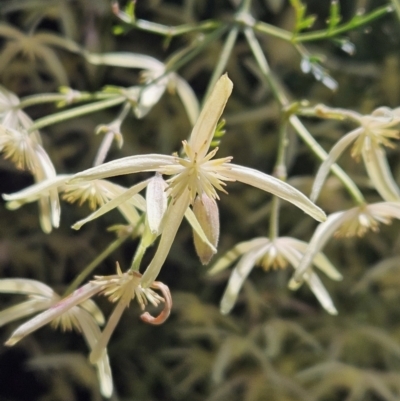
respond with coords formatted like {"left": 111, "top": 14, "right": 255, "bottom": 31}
{"left": 193, "top": 194, "right": 219, "bottom": 265}
{"left": 146, "top": 173, "right": 168, "bottom": 235}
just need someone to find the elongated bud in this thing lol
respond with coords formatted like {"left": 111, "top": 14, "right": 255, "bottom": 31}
{"left": 193, "top": 194, "right": 219, "bottom": 265}
{"left": 146, "top": 173, "right": 168, "bottom": 235}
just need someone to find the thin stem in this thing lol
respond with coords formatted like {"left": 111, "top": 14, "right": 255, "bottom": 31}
{"left": 63, "top": 232, "right": 130, "bottom": 296}
{"left": 392, "top": 0, "right": 400, "bottom": 20}
{"left": 293, "top": 5, "right": 392, "bottom": 43}
{"left": 253, "top": 21, "right": 292, "bottom": 41}
{"left": 27, "top": 96, "right": 125, "bottom": 133}
{"left": 203, "top": 26, "right": 239, "bottom": 103}
{"left": 19, "top": 92, "right": 115, "bottom": 109}
{"left": 244, "top": 27, "right": 365, "bottom": 205}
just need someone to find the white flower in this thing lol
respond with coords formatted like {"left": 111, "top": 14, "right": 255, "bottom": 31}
{"left": 84, "top": 52, "right": 200, "bottom": 124}
{"left": 68, "top": 74, "right": 326, "bottom": 287}
{"left": 290, "top": 202, "right": 400, "bottom": 285}
{"left": 208, "top": 236, "right": 341, "bottom": 315}
{"left": 310, "top": 106, "right": 400, "bottom": 203}
{"left": 0, "top": 278, "right": 113, "bottom": 398}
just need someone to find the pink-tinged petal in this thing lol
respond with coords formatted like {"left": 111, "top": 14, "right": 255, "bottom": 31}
{"left": 289, "top": 211, "right": 349, "bottom": 286}
{"left": 72, "top": 179, "right": 150, "bottom": 230}
{"left": 188, "top": 74, "right": 233, "bottom": 158}
{"left": 69, "top": 154, "right": 176, "bottom": 183}
{"left": 140, "top": 281, "right": 172, "bottom": 325}
{"left": 225, "top": 164, "right": 326, "bottom": 222}
{"left": 362, "top": 144, "right": 400, "bottom": 202}
{"left": 0, "top": 278, "right": 54, "bottom": 296}
{"left": 5, "top": 282, "right": 102, "bottom": 346}
{"left": 310, "top": 128, "right": 362, "bottom": 202}
{"left": 220, "top": 244, "right": 268, "bottom": 315}
{"left": 141, "top": 190, "right": 190, "bottom": 287}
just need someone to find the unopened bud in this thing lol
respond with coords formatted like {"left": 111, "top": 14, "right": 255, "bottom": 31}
{"left": 146, "top": 173, "right": 167, "bottom": 235}
{"left": 193, "top": 194, "right": 219, "bottom": 265}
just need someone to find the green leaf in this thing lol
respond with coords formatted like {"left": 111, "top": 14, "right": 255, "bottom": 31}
{"left": 328, "top": 0, "right": 342, "bottom": 30}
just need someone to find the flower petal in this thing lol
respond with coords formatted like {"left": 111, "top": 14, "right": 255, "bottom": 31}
{"left": 173, "top": 74, "right": 200, "bottom": 126}
{"left": 310, "top": 128, "right": 362, "bottom": 202}
{"left": 0, "top": 278, "right": 54, "bottom": 296}
{"left": 225, "top": 164, "right": 326, "bottom": 222}
{"left": 362, "top": 144, "right": 400, "bottom": 202}
{"left": 141, "top": 190, "right": 190, "bottom": 287}
{"left": 0, "top": 299, "right": 51, "bottom": 328}
{"left": 289, "top": 211, "right": 349, "bottom": 285}
{"left": 72, "top": 179, "right": 150, "bottom": 230}
{"left": 304, "top": 272, "right": 338, "bottom": 315}
{"left": 188, "top": 74, "right": 233, "bottom": 158}
{"left": 69, "top": 154, "right": 176, "bottom": 183}
{"left": 219, "top": 244, "right": 267, "bottom": 315}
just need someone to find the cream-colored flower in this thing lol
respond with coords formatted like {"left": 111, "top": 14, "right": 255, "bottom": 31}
{"left": 291, "top": 202, "right": 400, "bottom": 285}
{"left": 84, "top": 52, "right": 200, "bottom": 124}
{"left": 310, "top": 106, "right": 400, "bottom": 203}
{"left": 0, "top": 279, "right": 113, "bottom": 398}
{"left": 208, "top": 236, "right": 341, "bottom": 315}
{"left": 68, "top": 75, "right": 326, "bottom": 287}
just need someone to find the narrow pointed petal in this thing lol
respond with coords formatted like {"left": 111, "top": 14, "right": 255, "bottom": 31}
{"left": 284, "top": 238, "right": 342, "bottom": 281}
{"left": 146, "top": 174, "right": 167, "bottom": 234}
{"left": 304, "top": 272, "right": 338, "bottom": 315}
{"left": 208, "top": 238, "right": 268, "bottom": 276}
{"left": 184, "top": 207, "right": 217, "bottom": 253}
{"left": 0, "top": 299, "right": 51, "bottom": 328}
{"left": 72, "top": 179, "right": 150, "bottom": 230}
{"left": 80, "top": 299, "right": 105, "bottom": 326}
{"left": 289, "top": 211, "right": 348, "bottom": 285}
{"left": 3, "top": 175, "right": 70, "bottom": 207}
{"left": 0, "top": 278, "right": 54, "bottom": 297}
{"left": 220, "top": 245, "right": 267, "bottom": 315}
{"left": 90, "top": 300, "right": 126, "bottom": 364}
{"left": 310, "top": 128, "right": 362, "bottom": 202}
{"left": 141, "top": 191, "right": 190, "bottom": 287}
{"left": 362, "top": 145, "right": 400, "bottom": 201}
{"left": 225, "top": 164, "right": 326, "bottom": 222}
{"left": 69, "top": 155, "right": 176, "bottom": 183}
{"left": 5, "top": 282, "right": 101, "bottom": 346}
{"left": 174, "top": 75, "right": 200, "bottom": 126}
{"left": 188, "top": 74, "right": 233, "bottom": 158}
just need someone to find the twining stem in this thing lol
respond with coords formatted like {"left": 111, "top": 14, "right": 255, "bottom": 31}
{"left": 27, "top": 96, "right": 126, "bottom": 133}
{"left": 63, "top": 232, "right": 131, "bottom": 296}
{"left": 244, "top": 27, "right": 365, "bottom": 205}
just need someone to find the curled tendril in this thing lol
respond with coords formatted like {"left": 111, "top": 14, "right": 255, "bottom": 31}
{"left": 140, "top": 281, "right": 172, "bottom": 325}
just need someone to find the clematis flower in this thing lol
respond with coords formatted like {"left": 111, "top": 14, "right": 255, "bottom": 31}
{"left": 84, "top": 52, "right": 200, "bottom": 124}
{"left": 310, "top": 105, "right": 400, "bottom": 203}
{"left": 0, "top": 278, "right": 113, "bottom": 397}
{"left": 290, "top": 202, "right": 400, "bottom": 285}
{"left": 208, "top": 236, "right": 342, "bottom": 315}
{"left": 68, "top": 74, "right": 326, "bottom": 287}
{"left": 2, "top": 266, "right": 172, "bottom": 369}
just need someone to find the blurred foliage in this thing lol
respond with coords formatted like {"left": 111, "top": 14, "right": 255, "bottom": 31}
{"left": 1, "top": 0, "right": 400, "bottom": 400}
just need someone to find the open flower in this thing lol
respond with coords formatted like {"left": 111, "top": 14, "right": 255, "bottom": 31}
{"left": 290, "top": 202, "right": 400, "bottom": 285}
{"left": 208, "top": 236, "right": 341, "bottom": 315}
{"left": 84, "top": 52, "right": 200, "bottom": 124}
{"left": 68, "top": 74, "right": 326, "bottom": 287}
{"left": 0, "top": 278, "right": 113, "bottom": 397}
{"left": 310, "top": 106, "right": 400, "bottom": 203}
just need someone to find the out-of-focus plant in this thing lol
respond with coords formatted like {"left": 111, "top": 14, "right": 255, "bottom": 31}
{"left": 0, "top": 0, "right": 399, "bottom": 400}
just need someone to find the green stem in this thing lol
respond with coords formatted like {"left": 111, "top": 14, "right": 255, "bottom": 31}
{"left": 203, "top": 26, "right": 239, "bottom": 103}
{"left": 244, "top": 27, "right": 365, "bottom": 205}
{"left": 391, "top": 0, "right": 400, "bottom": 20}
{"left": 130, "top": 239, "right": 148, "bottom": 272}
{"left": 27, "top": 96, "right": 125, "bottom": 133}
{"left": 293, "top": 5, "right": 392, "bottom": 43}
{"left": 253, "top": 21, "right": 292, "bottom": 41}
{"left": 63, "top": 232, "right": 130, "bottom": 296}
{"left": 19, "top": 92, "right": 115, "bottom": 109}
